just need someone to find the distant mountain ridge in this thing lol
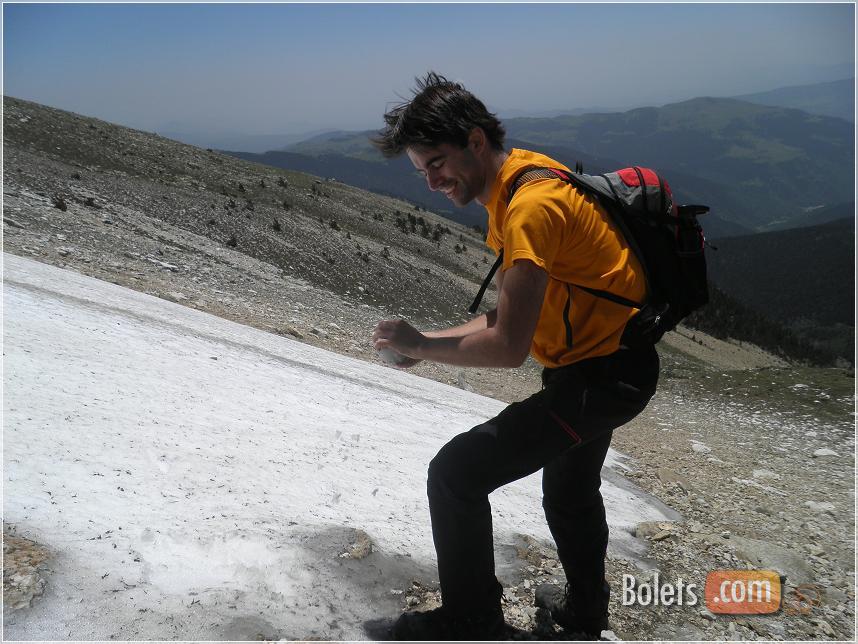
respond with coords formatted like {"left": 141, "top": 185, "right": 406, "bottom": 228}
{"left": 163, "top": 129, "right": 338, "bottom": 154}
{"left": 284, "top": 130, "right": 380, "bottom": 162}
{"left": 731, "top": 78, "right": 854, "bottom": 123}
{"left": 503, "top": 97, "right": 854, "bottom": 230}
{"left": 275, "top": 95, "right": 853, "bottom": 234}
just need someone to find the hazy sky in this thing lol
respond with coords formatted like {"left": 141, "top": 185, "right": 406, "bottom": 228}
{"left": 3, "top": 2, "right": 855, "bottom": 136}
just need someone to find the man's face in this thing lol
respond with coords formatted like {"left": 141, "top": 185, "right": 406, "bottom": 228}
{"left": 407, "top": 142, "right": 486, "bottom": 207}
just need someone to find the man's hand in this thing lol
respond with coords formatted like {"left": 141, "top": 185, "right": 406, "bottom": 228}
{"left": 370, "top": 259, "right": 548, "bottom": 369}
{"left": 372, "top": 319, "right": 425, "bottom": 368}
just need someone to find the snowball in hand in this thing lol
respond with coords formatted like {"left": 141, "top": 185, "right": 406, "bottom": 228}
{"left": 377, "top": 347, "right": 408, "bottom": 366}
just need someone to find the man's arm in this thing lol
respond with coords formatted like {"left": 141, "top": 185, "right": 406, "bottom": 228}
{"left": 420, "top": 264, "right": 505, "bottom": 339}
{"left": 424, "top": 309, "right": 497, "bottom": 339}
{"left": 373, "top": 260, "right": 546, "bottom": 368}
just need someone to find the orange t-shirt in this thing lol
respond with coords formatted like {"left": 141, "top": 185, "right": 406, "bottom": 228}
{"left": 484, "top": 149, "right": 646, "bottom": 367}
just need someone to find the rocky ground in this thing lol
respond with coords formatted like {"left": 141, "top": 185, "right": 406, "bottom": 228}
{"left": 3, "top": 95, "right": 855, "bottom": 641}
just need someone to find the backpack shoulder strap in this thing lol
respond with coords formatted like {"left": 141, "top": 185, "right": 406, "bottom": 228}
{"left": 506, "top": 167, "right": 572, "bottom": 205}
{"left": 469, "top": 167, "right": 571, "bottom": 314}
{"left": 468, "top": 250, "right": 503, "bottom": 314}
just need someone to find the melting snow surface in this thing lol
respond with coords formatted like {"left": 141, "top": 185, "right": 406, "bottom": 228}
{"left": 3, "top": 254, "right": 675, "bottom": 640}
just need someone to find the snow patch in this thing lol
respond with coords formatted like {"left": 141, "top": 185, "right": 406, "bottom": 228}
{"left": 4, "top": 254, "right": 675, "bottom": 639}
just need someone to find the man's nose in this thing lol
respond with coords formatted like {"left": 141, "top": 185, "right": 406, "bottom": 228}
{"left": 426, "top": 169, "right": 443, "bottom": 191}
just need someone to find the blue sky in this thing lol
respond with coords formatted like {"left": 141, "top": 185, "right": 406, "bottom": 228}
{"left": 3, "top": 3, "right": 855, "bottom": 136}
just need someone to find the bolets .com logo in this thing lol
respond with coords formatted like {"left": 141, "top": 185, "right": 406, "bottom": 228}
{"left": 622, "top": 570, "right": 783, "bottom": 615}
{"left": 704, "top": 570, "right": 782, "bottom": 614}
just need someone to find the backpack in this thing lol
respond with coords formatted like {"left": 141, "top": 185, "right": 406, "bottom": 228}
{"left": 468, "top": 164, "right": 710, "bottom": 346}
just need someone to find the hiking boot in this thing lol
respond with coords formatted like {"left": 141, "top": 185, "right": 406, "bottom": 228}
{"left": 534, "top": 582, "right": 608, "bottom": 640}
{"left": 392, "top": 604, "right": 506, "bottom": 641}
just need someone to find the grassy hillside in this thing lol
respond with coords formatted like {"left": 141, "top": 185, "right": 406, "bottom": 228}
{"left": 285, "top": 130, "right": 381, "bottom": 162}
{"left": 685, "top": 284, "right": 848, "bottom": 367}
{"left": 706, "top": 217, "right": 854, "bottom": 326}
{"left": 770, "top": 202, "right": 855, "bottom": 231}
{"left": 703, "top": 217, "right": 854, "bottom": 363}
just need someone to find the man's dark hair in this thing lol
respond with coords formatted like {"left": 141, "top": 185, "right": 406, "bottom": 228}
{"left": 373, "top": 71, "right": 506, "bottom": 158}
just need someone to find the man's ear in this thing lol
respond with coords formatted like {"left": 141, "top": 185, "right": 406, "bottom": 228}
{"left": 468, "top": 127, "right": 486, "bottom": 153}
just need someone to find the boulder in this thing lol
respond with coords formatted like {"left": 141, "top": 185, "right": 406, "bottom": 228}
{"left": 728, "top": 535, "right": 814, "bottom": 584}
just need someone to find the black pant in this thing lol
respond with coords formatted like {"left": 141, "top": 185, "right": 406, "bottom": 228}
{"left": 427, "top": 344, "right": 659, "bottom": 618}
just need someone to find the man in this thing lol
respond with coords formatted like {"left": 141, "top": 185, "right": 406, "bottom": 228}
{"left": 371, "top": 72, "right": 659, "bottom": 641}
